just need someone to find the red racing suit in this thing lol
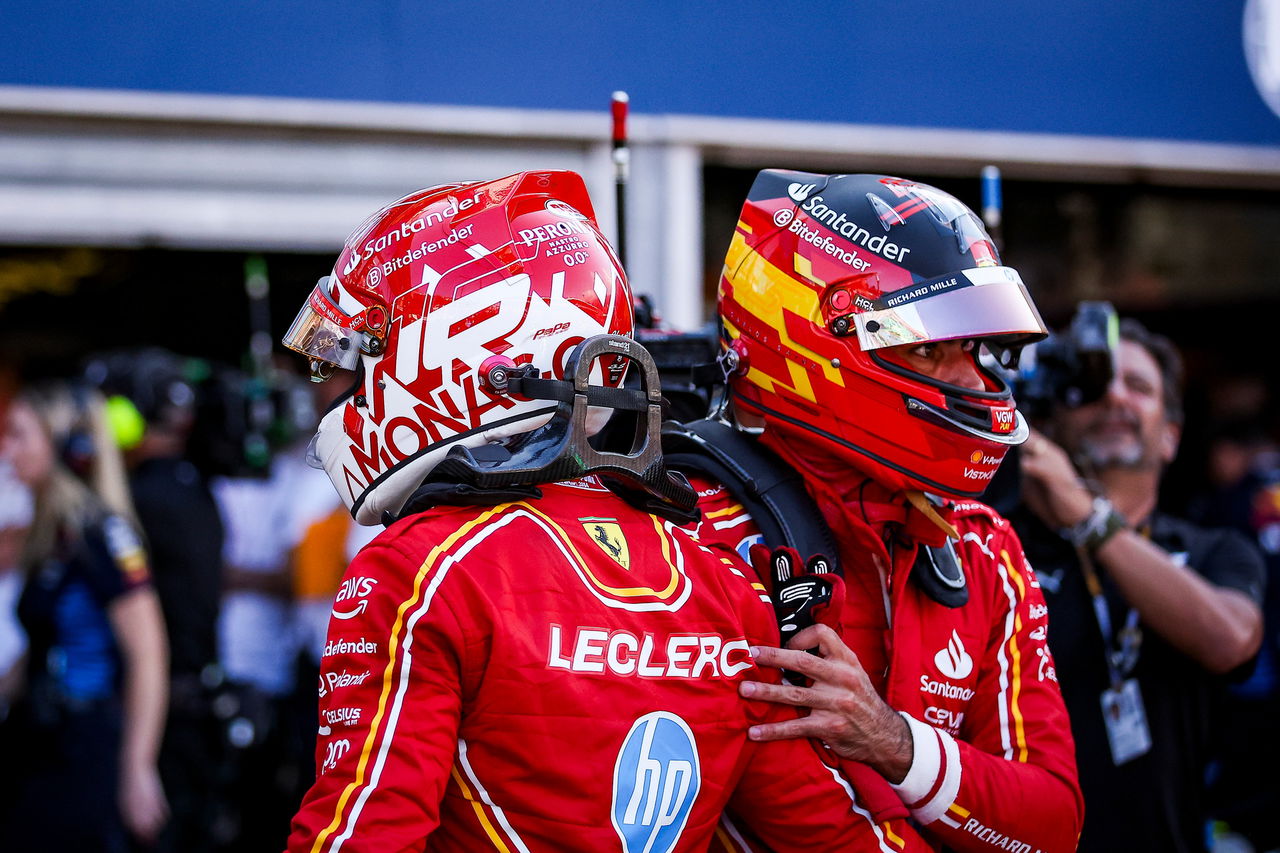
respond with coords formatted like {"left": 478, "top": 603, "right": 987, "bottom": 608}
{"left": 287, "top": 476, "right": 930, "bottom": 853}
{"left": 684, "top": 473, "right": 1084, "bottom": 853}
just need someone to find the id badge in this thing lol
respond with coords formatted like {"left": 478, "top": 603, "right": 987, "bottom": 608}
{"left": 1100, "top": 678, "right": 1152, "bottom": 765}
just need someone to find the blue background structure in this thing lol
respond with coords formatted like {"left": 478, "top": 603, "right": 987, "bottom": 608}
{"left": 3, "top": 0, "right": 1277, "bottom": 145}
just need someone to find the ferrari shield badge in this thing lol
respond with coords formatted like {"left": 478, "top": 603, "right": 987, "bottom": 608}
{"left": 582, "top": 518, "right": 630, "bottom": 570}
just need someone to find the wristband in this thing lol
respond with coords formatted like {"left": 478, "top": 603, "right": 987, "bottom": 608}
{"left": 1061, "top": 496, "right": 1127, "bottom": 552}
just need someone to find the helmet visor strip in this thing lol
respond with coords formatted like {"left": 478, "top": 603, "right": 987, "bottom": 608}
{"left": 852, "top": 266, "right": 1047, "bottom": 351}
{"left": 282, "top": 282, "right": 367, "bottom": 375}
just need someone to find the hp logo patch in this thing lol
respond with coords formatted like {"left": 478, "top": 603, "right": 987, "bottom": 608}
{"left": 611, "top": 711, "right": 701, "bottom": 853}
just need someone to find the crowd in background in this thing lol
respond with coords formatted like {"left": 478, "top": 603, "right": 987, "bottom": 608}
{"left": 0, "top": 349, "right": 377, "bottom": 852}
{"left": 0, "top": 319, "right": 1275, "bottom": 852}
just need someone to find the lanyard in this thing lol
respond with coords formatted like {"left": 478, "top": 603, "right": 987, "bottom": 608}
{"left": 1075, "top": 544, "right": 1142, "bottom": 687}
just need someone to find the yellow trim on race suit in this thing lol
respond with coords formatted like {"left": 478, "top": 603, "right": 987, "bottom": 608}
{"left": 882, "top": 821, "right": 906, "bottom": 848}
{"left": 312, "top": 500, "right": 693, "bottom": 852}
{"left": 310, "top": 505, "right": 511, "bottom": 853}
{"left": 475, "top": 502, "right": 684, "bottom": 600}
{"left": 1001, "top": 549, "right": 1030, "bottom": 763}
{"left": 534, "top": 503, "right": 682, "bottom": 600}
{"left": 706, "top": 503, "right": 747, "bottom": 519}
{"left": 450, "top": 763, "right": 517, "bottom": 853}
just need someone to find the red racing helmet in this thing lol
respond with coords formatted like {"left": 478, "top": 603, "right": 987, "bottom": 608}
{"left": 283, "top": 171, "right": 634, "bottom": 524}
{"left": 719, "top": 170, "right": 1047, "bottom": 498}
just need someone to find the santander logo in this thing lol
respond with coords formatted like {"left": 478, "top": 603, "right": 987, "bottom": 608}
{"left": 934, "top": 629, "right": 974, "bottom": 680}
{"left": 787, "top": 182, "right": 816, "bottom": 202}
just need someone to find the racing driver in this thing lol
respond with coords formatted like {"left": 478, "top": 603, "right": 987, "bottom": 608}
{"left": 667, "top": 170, "right": 1084, "bottom": 853}
{"left": 281, "top": 170, "right": 930, "bottom": 852}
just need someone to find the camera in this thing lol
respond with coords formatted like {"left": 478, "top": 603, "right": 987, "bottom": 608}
{"left": 634, "top": 324, "right": 721, "bottom": 422}
{"left": 1014, "top": 300, "right": 1118, "bottom": 420}
{"left": 984, "top": 300, "right": 1119, "bottom": 515}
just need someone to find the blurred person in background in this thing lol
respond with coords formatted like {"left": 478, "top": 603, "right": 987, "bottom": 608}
{"left": 0, "top": 382, "right": 170, "bottom": 852}
{"left": 86, "top": 348, "right": 229, "bottom": 853}
{"left": 212, "top": 362, "right": 341, "bottom": 852}
{"left": 0, "top": 459, "right": 34, "bottom": 715}
{"left": 212, "top": 439, "right": 309, "bottom": 850}
{"left": 1012, "top": 319, "right": 1265, "bottom": 852}
{"left": 1193, "top": 414, "right": 1280, "bottom": 851}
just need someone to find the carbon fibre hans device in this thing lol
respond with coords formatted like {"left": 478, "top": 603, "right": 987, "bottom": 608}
{"left": 415, "top": 334, "right": 697, "bottom": 524}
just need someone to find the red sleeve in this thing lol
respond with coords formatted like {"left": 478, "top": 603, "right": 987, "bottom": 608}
{"left": 891, "top": 522, "right": 1083, "bottom": 853}
{"left": 726, "top": 734, "right": 931, "bottom": 853}
{"left": 716, "top": 552, "right": 931, "bottom": 853}
{"left": 286, "top": 529, "right": 469, "bottom": 853}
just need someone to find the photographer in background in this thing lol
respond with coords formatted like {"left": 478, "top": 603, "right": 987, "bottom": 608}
{"left": 1011, "top": 316, "right": 1265, "bottom": 853}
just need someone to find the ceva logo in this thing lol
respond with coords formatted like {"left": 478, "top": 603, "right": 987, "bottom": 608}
{"left": 612, "top": 711, "right": 700, "bottom": 853}
{"left": 787, "top": 182, "right": 816, "bottom": 202}
{"left": 934, "top": 629, "right": 974, "bottom": 680}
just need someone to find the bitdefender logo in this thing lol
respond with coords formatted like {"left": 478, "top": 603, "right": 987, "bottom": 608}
{"left": 323, "top": 637, "right": 379, "bottom": 658}
{"left": 787, "top": 183, "right": 816, "bottom": 202}
{"left": 934, "top": 629, "right": 974, "bottom": 680}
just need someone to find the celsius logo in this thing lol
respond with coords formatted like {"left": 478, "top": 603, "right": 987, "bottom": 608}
{"left": 787, "top": 183, "right": 816, "bottom": 202}
{"left": 934, "top": 629, "right": 974, "bottom": 680}
{"left": 612, "top": 711, "right": 700, "bottom": 853}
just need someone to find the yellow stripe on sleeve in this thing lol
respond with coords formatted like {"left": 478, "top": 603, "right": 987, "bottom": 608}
{"left": 450, "top": 764, "right": 516, "bottom": 853}
{"left": 1001, "top": 549, "right": 1030, "bottom": 763}
{"left": 310, "top": 506, "right": 511, "bottom": 853}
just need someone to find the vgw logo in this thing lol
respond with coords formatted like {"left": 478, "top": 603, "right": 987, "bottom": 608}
{"left": 612, "top": 711, "right": 700, "bottom": 853}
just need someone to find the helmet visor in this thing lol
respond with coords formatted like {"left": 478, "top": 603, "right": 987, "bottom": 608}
{"left": 853, "top": 266, "right": 1047, "bottom": 351}
{"left": 282, "top": 281, "right": 366, "bottom": 372}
